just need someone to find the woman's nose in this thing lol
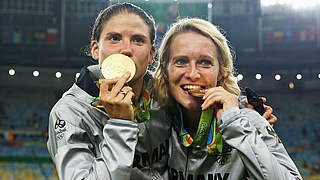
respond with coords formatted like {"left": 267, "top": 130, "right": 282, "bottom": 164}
{"left": 185, "top": 64, "right": 200, "bottom": 81}
{"left": 120, "top": 40, "right": 133, "bottom": 57}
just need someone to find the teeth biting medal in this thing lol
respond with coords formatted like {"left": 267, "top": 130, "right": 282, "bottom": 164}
{"left": 188, "top": 88, "right": 207, "bottom": 97}
{"left": 100, "top": 54, "right": 136, "bottom": 82}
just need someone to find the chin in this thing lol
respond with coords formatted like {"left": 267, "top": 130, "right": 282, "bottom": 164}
{"left": 173, "top": 92, "right": 200, "bottom": 109}
{"left": 186, "top": 104, "right": 201, "bottom": 111}
{"left": 178, "top": 100, "right": 202, "bottom": 111}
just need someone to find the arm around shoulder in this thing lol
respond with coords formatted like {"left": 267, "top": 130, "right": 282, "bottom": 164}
{"left": 218, "top": 108, "right": 302, "bottom": 180}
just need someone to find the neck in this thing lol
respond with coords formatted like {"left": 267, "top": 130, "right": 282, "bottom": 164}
{"left": 129, "top": 78, "right": 144, "bottom": 103}
{"left": 182, "top": 108, "right": 202, "bottom": 137}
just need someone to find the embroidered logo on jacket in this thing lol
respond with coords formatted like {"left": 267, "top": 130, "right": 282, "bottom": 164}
{"left": 55, "top": 128, "right": 67, "bottom": 141}
{"left": 54, "top": 119, "right": 67, "bottom": 141}
{"left": 55, "top": 119, "right": 66, "bottom": 129}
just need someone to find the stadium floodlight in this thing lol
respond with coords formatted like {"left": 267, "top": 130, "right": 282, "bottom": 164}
{"left": 33, "top": 70, "right": 40, "bottom": 77}
{"left": 260, "top": 0, "right": 317, "bottom": 10}
{"left": 56, "top": 72, "right": 62, "bottom": 79}
{"left": 318, "top": 73, "right": 320, "bottom": 79}
{"left": 237, "top": 74, "right": 243, "bottom": 81}
{"left": 274, "top": 74, "right": 281, "bottom": 81}
{"left": 255, "top": 73, "right": 262, "bottom": 80}
{"left": 296, "top": 73, "right": 302, "bottom": 80}
{"left": 9, "top": 69, "right": 15, "bottom": 76}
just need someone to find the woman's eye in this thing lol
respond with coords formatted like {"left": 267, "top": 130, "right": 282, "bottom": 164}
{"left": 110, "top": 35, "right": 120, "bottom": 41}
{"left": 199, "top": 60, "right": 212, "bottom": 66}
{"left": 133, "top": 37, "right": 144, "bottom": 43}
{"left": 133, "top": 38, "right": 143, "bottom": 43}
{"left": 175, "top": 59, "right": 188, "bottom": 66}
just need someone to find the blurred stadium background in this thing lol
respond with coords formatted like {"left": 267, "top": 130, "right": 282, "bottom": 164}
{"left": 0, "top": 0, "right": 319, "bottom": 179}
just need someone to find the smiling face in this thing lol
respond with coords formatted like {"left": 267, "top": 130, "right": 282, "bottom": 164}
{"left": 91, "top": 12, "right": 155, "bottom": 84}
{"left": 168, "top": 31, "right": 221, "bottom": 111}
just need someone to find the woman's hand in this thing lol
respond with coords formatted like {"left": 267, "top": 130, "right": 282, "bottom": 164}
{"left": 244, "top": 97, "right": 278, "bottom": 125}
{"left": 99, "top": 72, "right": 135, "bottom": 121}
{"left": 201, "top": 86, "right": 239, "bottom": 119}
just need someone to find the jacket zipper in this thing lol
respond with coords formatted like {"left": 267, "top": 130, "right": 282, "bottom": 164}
{"left": 184, "top": 147, "right": 190, "bottom": 178}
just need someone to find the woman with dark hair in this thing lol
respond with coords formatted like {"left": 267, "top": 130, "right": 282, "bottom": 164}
{"left": 47, "top": 3, "right": 170, "bottom": 179}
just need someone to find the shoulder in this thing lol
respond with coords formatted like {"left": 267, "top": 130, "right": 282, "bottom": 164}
{"left": 240, "top": 108, "right": 269, "bottom": 128}
{"left": 49, "top": 85, "right": 94, "bottom": 125}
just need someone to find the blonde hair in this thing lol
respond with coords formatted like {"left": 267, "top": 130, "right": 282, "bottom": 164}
{"left": 153, "top": 18, "right": 240, "bottom": 107}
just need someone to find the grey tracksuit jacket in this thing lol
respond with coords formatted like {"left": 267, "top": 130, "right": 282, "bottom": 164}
{"left": 47, "top": 65, "right": 302, "bottom": 180}
{"left": 167, "top": 104, "right": 302, "bottom": 180}
{"left": 47, "top": 65, "right": 171, "bottom": 180}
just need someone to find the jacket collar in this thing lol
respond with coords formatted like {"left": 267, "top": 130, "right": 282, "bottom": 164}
{"left": 75, "top": 65, "right": 101, "bottom": 98}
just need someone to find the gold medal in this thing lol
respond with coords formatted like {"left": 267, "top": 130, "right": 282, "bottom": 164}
{"left": 100, "top": 54, "right": 136, "bottom": 82}
{"left": 188, "top": 89, "right": 207, "bottom": 97}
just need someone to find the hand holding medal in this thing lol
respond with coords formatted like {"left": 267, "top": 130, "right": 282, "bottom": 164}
{"left": 98, "top": 54, "right": 136, "bottom": 121}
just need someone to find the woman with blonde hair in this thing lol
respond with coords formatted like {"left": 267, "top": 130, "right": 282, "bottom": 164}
{"left": 154, "top": 18, "right": 302, "bottom": 179}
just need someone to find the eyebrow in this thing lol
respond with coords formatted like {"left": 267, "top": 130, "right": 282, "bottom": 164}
{"left": 102, "top": 32, "right": 150, "bottom": 44}
{"left": 104, "top": 32, "right": 148, "bottom": 39}
{"left": 171, "top": 55, "right": 189, "bottom": 60}
{"left": 105, "top": 32, "right": 121, "bottom": 37}
{"left": 172, "top": 55, "right": 215, "bottom": 60}
{"left": 199, "top": 55, "right": 215, "bottom": 60}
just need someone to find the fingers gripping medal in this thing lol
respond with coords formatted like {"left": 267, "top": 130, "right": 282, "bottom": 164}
{"left": 100, "top": 54, "right": 136, "bottom": 82}
{"left": 98, "top": 54, "right": 151, "bottom": 123}
{"left": 92, "top": 54, "right": 136, "bottom": 108}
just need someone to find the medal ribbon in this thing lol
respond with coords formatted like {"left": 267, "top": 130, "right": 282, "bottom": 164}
{"left": 132, "top": 85, "right": 151, "bottom": 123}
{"left": 174, "top": 106, "right": 223, "bottom": 154}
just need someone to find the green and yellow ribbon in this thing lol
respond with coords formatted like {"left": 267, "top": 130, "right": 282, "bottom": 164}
{"left": 174, "top": 106, "right": 223, "bottom": 154}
